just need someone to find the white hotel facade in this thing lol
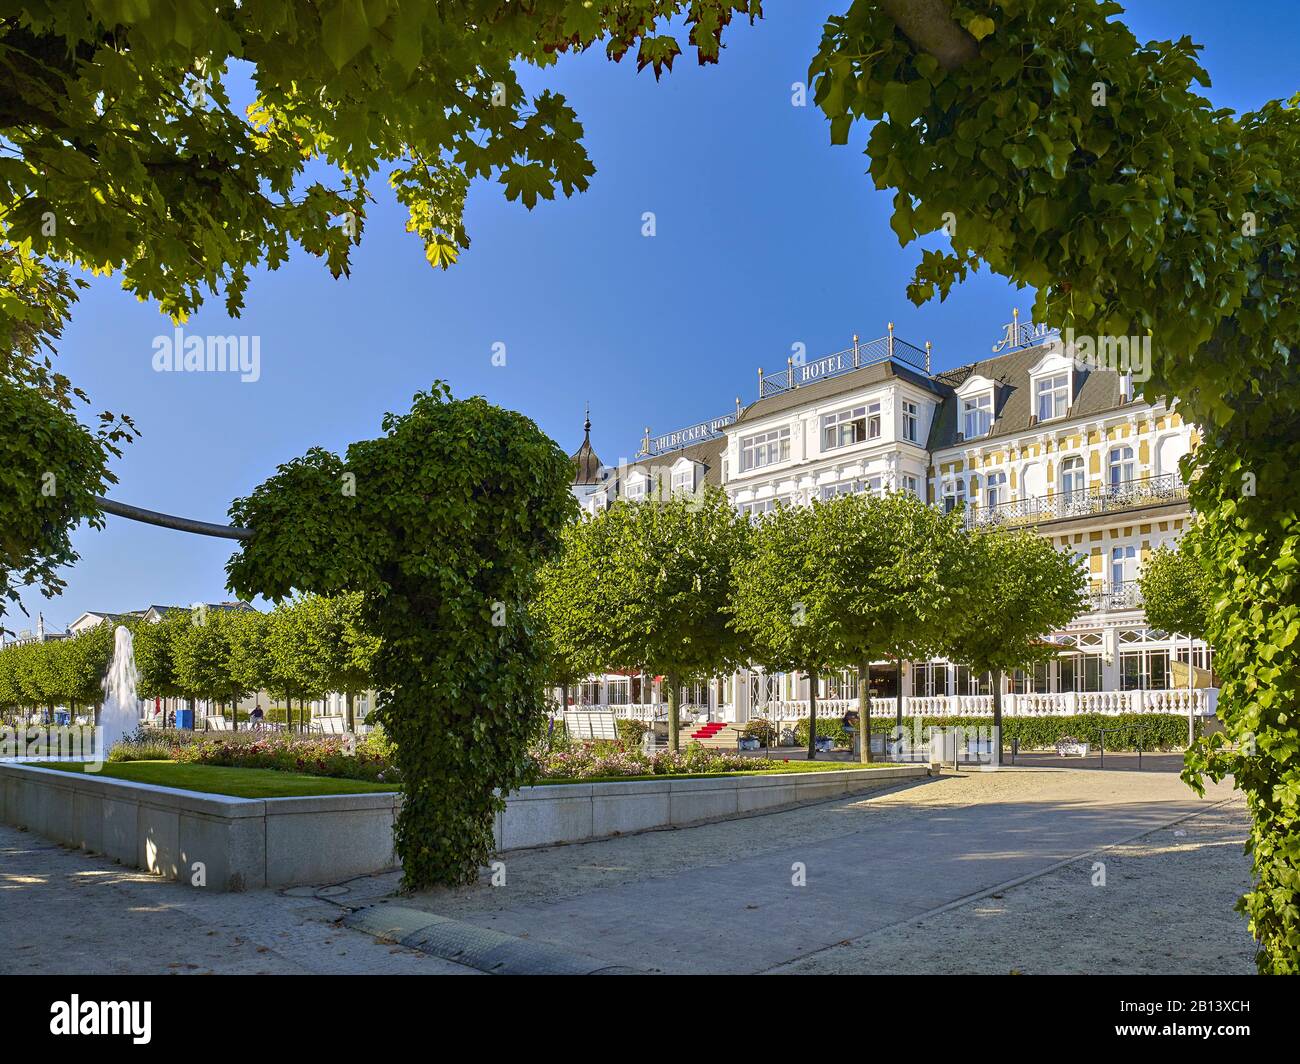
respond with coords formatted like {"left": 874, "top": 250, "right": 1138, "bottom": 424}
{"left": 567, "top": 321, "right": 1213, "bottom": 730}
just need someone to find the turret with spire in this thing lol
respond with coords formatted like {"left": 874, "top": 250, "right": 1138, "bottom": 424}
{"left": 569, "top": 403, "right": 604, "bottom": 486}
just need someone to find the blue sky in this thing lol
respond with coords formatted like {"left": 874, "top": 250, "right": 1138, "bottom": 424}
{"left": 15, "top": 0, "right": 1300, "bottom": 632}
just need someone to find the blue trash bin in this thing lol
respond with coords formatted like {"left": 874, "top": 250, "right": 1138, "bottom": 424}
{"left": 174, "top": 707, "right": 194, "bottom": 730}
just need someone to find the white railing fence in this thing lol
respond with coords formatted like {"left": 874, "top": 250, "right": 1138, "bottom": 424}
{"left": 750, "top": 689, "right": 1214, "bottom": 722}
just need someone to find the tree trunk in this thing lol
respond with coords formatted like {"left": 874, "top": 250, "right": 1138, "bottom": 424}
{"left": 807, "top": 667, "right": 819, "bottom": 761}
{"left": 346, "top": 690, "right": 355, "bottom": 732}
{"left": 858, "top": 662, "right": 872, "bottom": 763}
{"left": 666, "top": 672, "right": 681, "bottom": 754}
{"left": 896, "top": 658, "right": 905, "bottom": 754}
{"left": 992, "top": 669, "right": 1004, "bottom": 767}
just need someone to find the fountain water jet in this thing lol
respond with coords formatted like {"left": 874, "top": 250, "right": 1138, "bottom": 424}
{"left": 100, "top": 625, "right": 141, "bottom": 754}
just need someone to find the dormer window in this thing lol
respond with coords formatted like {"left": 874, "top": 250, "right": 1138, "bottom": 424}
{"left": 962, "top": 393, "right": 992, "bottom": 438}
{"left": 901, "top": 400, "right": 919, "bottom": 443}
{"left": 1035, "top": 373, "right": 1070, "bottom": 421}
{"left": 625, "top": 472, "right": 649, "bottom": 501}
{"left": 670, "top": 461, "right": 699, "bottom": 494}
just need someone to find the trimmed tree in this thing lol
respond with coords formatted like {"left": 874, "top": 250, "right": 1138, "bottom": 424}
{"left": 131, "top": 611, "right": 189, "bottom": 723}
{"left": 731, "top": 500, "right": 854, "bottom": 761}
{"left": 943, "top": 528, "right": 1088, "bottom": 766}
{"left": 263, "top": 601, "right": 331, "bottom": 732}
{"left": 227, "top": 385, "right": 576, "bottom": 889}
{"left": 539, "top": 486, "right": 751, "bottom": 754}
{"left": 172, "top": 609, "right": 252, "bottom": 730}
{"left": 1139, "top": 536, "right": 1214, "bottom": 643}
{"left": 301, "top": 593, "right": 379, "bottom": 731}
{"left": 831, "top": 491, "right": 976, "bottom": 761}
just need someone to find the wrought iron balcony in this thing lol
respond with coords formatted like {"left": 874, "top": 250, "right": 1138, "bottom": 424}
{"left": 963, "top": 473, "right": 1187, "bottom": 530}
{"left": 1086, "top": 580, "right": 1143, "bottom": 612}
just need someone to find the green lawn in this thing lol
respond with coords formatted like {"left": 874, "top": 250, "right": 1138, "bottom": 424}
{"left": 32, "top": 760, "right": 398, "bottom": 799}
{"left": 29, "top": 755, "right": 898, "bottom": 798}
{"left": 534, "top": 759, "right": 901, "bottom": 785}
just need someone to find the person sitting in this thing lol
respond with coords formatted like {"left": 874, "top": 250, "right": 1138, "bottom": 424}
{"left": 250, "top": 704, "right": 265, "bottom": 729}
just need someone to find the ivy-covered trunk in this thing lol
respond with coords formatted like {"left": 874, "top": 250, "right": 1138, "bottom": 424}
{"left": 807, "top": 667, "right": 818, "bottom": 761}
{"left": 857, "top": 662, "right": 872, "bottom": 763}
{"left": 345, "top": 690, "right": 355, "bottom": 732}
{"left": 665, "top": 672, "right": 681, "bottom": 754}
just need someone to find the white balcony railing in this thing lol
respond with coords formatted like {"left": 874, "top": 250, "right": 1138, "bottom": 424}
{"left": 750, "top": 689, "right": 1215, "bottom": 720}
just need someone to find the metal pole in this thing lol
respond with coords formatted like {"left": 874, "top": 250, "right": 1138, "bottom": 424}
{"left": 94, "top": 495, "right": 251, "bottom": 540}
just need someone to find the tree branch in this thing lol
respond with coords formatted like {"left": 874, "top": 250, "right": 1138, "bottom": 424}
{"left": 876, "top": 0, "right": 979, "bottom": 71}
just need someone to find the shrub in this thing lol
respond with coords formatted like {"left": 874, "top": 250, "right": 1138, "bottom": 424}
{"left": 742, "top": 718, "right": 776, "bottom": 744}
{"left": 615, "top": 718, "right": 649, "bottom": 749}
{"left": 793, "top": 717, "right": 851, "bottom": 749}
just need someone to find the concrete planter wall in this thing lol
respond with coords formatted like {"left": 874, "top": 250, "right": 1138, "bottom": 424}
{"left": 0, "top": 763, "right": 400, "bottom": 892}
{"left": 0, "top": 762, "right": 928, "bottom": 891}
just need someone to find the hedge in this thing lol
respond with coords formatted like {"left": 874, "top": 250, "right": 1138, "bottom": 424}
{"left": 868, "top": 713, "right": 1195, "bottom": 751}
{"left": 786, "top": 713, "right": 1193, "bottom": 752}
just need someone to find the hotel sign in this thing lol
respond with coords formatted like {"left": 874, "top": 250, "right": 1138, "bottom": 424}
{"left": 992, "top": 309, "right": 1060, "bottom": 353}
{"left": 648, "top": 413, "right": 737, "bottom": 455}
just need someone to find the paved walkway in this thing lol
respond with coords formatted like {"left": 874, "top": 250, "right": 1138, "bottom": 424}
{"left": 1, "top": 761, "right": 1253, "bottom": 975}
{"left": 354, "top": 762, "right": 1252, "bottom": 974}
{"left": 0, "top": 826, "right": 476, "bottom": 975}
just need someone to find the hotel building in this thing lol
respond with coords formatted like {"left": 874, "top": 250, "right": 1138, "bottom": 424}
{"left": 567, "top": 320, "right": 1213, "bottom": 731}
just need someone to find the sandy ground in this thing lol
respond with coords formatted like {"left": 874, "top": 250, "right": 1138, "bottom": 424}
{"left": 0, "top": 825, "right": 476, "bottom": 974}
{"left": 1, "top": 757, "right": 1253, "bottom": 975}
{"left": 771, "top": 796, "right": 1255, "bottom": 974}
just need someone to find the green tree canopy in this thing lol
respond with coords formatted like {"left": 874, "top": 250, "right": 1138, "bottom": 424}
{"left": 810, "top": 0, "right": 1300, "bottom": 969}
{"left": 830, "top": 490, "right": 976, "bottom": 759}
{"left": 731, "top": 500, "right": 855, "bottom": 759}
{"left": 227, "top": 384, "right": 576, "bottom": 889}
{"left": 1139, "top": 537, "right": 1215, "bottom": 642}
{"left": 539, "top": 487, "right": 752, "bottom": 752}
{"left": 172, "top": 608, "right": 254, "bottom": 724}
{"left": 944, "top": 527, "right": 1086, "bottom": 764}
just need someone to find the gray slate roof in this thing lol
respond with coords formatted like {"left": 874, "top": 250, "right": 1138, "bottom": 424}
{"left": 927, "top": 342, "right": 1134, "bottom": 451}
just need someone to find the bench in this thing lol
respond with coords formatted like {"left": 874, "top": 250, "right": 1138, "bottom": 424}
{"left": 562, "top": 709, "right": 619, "bottom": 741}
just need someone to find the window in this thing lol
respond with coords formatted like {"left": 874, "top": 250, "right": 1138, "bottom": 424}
{"left": 671, "top": 465, "right": 696, "bottom": 494}
{"left": 1060, "top": 455, "right": 1085, "bottom": 497}
{"left": 741, "top": 427, "right": 790, "bottom": 472}
{"left": 901, "top": 400, "right": 919, "bottom": 443}
{"left": 1011, "top": 663, "right": 1051, "bottom": 694}
{"left": 962, "top": 393, "right": 992, "bottom": 438}
{"left": 739, "top": 497, "right": 787, "bottom": 520}
{"left": 1111, "top": 545, "right": 1137, "bottom": 587}
{"left": 953, "top": 665, "right": 992, "bottom": 696}
{"left": 941, "top": 477, "right": 966, "bottom": 513}
{"left": 1035, "top": 373, "right": 1070, "bottom": 420}
{"left": 911, "top": 662, "right": 949, "bottom": 697}
{"left": 986, "top": 470, "right": 1007, "bottom": 509}
{"left": 579, "top": 681, "right": 601, "bottom": 706}
{"left": 624, "top": 475, "right": 648, "bottom": 502}
{"left": 1120, "top": 648, "right": 1170, "bottom": 690}
{"left": 820, "top": 476, "right": 882, "bottom": 501}
{"left": 1109, "top": 446, "right": 1135, "bottom": 489}
{"left": 1059, "top": 654, "right": 1104, "bottom": 692}
{"left": 606, "top": 678, "right": 630, "bottom": 705}
{"left": 901, "top": 474, "right": 921, "bottom": 498}
{"left": 821, "top": 403, "right": 880, "bottom": 451}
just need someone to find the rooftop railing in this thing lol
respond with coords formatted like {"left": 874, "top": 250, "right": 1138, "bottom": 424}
{"left": 962, "top": 473, "right": 1187, "bottom": 530}
{"left": 638, "top": 327, "right": 933, "bottom": 457}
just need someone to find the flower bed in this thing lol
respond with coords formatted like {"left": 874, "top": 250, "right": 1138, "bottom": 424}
{"left": 110, "top": 726, "right": 400, "bottom": 784}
